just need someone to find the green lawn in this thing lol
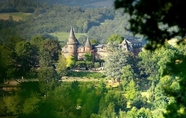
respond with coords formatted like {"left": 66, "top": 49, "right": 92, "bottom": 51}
{"left": 0, "top": 12, "right": 31, "bottom": 21}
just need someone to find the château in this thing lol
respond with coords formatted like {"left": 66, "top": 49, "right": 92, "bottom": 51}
{"left": 62, "top": 27, "right": 142, "bottom": 60}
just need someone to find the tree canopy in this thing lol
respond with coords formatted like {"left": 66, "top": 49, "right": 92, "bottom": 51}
{"left": 114, "top": 0, "right": 186, "bottom": 50}
{"left": 107, "top": 34, "right": 123, "bottom": 44}
{"left": 114, "top": 0, "right": 186, "bottom": 117}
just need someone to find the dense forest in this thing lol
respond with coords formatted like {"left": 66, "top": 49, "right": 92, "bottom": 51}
{"left": 0, "top": 0, "right": 41, "bottom": 13}
{"left": 1, "top": 33, "right": 185, "bottom": 118}
{"left": 0, "top": 35, "right": 60, "bottom": 81}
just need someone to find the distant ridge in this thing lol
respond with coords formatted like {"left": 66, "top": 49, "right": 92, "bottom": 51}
{"left": 0, "top": 0, "right": 6, "bottom": 2}
{"left": 32, "top": 0, "right": 114, "bottom": 8}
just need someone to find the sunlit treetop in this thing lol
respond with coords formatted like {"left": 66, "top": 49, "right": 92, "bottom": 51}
{"left": 114, "top": 0, "right": 186, "bottom": 50}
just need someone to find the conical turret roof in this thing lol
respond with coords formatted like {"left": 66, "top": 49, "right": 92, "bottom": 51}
{"left": 68, "top": 27, "right": 79, "bottom": 44}
{"left": 85, "top": 37, "right": 91, "bottom": 48}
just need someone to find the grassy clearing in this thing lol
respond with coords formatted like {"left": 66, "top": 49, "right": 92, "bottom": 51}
{"left": 0, "top": 12, "right": 31, "bottom": 21}
{"left": 50, "top": 32, "right": 87, "bottom": 42}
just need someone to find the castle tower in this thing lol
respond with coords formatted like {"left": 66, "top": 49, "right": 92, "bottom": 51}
{"left": 67, "top": 27, "right": 78, "bottom": 58}
{"left": 84, "top": 37, "right": 92, "bottom": 52}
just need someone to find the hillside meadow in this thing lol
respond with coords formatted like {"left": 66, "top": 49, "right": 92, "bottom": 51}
{"left": 0, "top": 12, "right": 31, "bottom": 21}
{"left": 50, "top": 32, "right": 87, "bottom": 46}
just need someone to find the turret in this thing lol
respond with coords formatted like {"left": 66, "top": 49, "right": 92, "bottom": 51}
{"left": 67, "top": 27, "right": 78, "bottom": 57}
{"left": 67, "top": 27, "right": 78, "bottom": 45}
{"left": 84, "top": 37, "right": 92, "bottom": 52}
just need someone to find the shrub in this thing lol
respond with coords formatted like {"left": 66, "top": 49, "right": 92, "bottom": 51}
{"left": 66, "top": 71, "right": 106, "bottom": 79}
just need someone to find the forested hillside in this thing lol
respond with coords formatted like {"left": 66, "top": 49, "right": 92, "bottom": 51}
{"left": 0, "top": 0, "right": 139, "bottom": 43}
{"left": 15, "top": 5, "right": 115, "bottom": 37}
{"left": 0, "top": 0, "right": 41, "bottom": 13}
{"left": 87, "top": 12, "right": 135, "bottom": 43}
{"left": 32, "top": 0, "right": 114, "bottom": 8}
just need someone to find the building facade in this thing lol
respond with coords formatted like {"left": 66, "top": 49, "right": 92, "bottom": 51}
{"left": 62, "top": 27, "right": 142, "bottom": 60}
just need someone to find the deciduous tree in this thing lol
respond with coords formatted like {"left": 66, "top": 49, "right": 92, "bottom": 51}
{"left": 114, "top": 0, "right": 186, "bottom": 50}
{"left": 107, "top": 34, "right": 123, "bottom": 44}
{"left": 38, "top": 67, "right": 60, "bottom": 95}
{"left": 103, "top": 42, "right": 133, "bottom": 82}
{"left": 56, "top": 54, "right": 67, "bottom": 76}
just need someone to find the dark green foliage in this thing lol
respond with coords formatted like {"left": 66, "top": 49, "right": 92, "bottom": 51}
{"left": 39, "top": 49, "right": 53, "bottom": 67}
{"left": 87, "top": 11, "right": 135, "bottom": 43}
{"left": 114, "top": 0, "right": 186, "bottom": 50}
{"left": 0, "top": 19, "right": 18, "bottom": 42}
{"left": 107, "top": 34, "right": 124, "bottom": 44}
{"left": 0, "top": 1, "right": 138, "bottom": 44}
{"left": 15, "top": 5, "right": 115, "bottom": 38}
{"left": 121, "top": 65, "right": 135, "bottom": 83}
{"left": 0, "top": 2, "right": 135, "bottom": 44}
{"left": 75, "top": 61, "right": 86, "bottom": 69}
{"left": 0, "top": 0, "right": 41, "bottom": 13}
{"left": 99, "top": 90, "right": 127, "bottom": 115}
{"left": 20, "top": 82, "right": 40, "bottom": 92}
{"left": 130, "top": 93, "right": 149, "bottom": 109}
{"left": 0, "top": 33, "right": 62, "bottom": 85}
{"left": 0, "top": 45, "right": 6, "bottom": 83}
{"left": 84, "top": 53, "right": 92, "bottom": 62}
{"left": 138, "top": 50, "right": 160, "bottom": 81}
{"left": 138, "top": 44, "right": 180, "bottom": 86}
{"left": 15, "top": 41, "right": 37, "bottom": 76}
{"left": 75, "top": 60, "right": 97, "bottom": 70}
{"left": 19, "top": 82, "right": 102, "bottom": 118}
{"left": 66, "top": 71, "right": 106, "bottom": 79}
{"left": 0, "top": 36, "right": 25, "bottom": 78}
{"left": 162, "top": 46, "right": 186, "bottom": 117}
{"left": 38, "top": 67, "right": 60, "bottom": 95}
{"left": 97, "top": 80, "right": 107, "bottom": 94}
{"left": 41, "top": 39, "right": 61, "bottom": 62}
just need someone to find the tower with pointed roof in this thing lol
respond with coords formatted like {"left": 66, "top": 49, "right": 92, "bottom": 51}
{"left": 62, "top": 28, "right": 143, "bottom": 62}
{"left": 85, "top": 37, "right": 92, "bottom": 52}
{"left": 67, "top": 27, "right": 78, "bottom": 58}
{"left": 62, "top": 27, "right": 108, "bottom": 61}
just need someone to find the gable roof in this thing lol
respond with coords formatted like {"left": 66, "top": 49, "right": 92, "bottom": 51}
{"left": 122, "top": 39, "right": 131, "bottom": 51}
